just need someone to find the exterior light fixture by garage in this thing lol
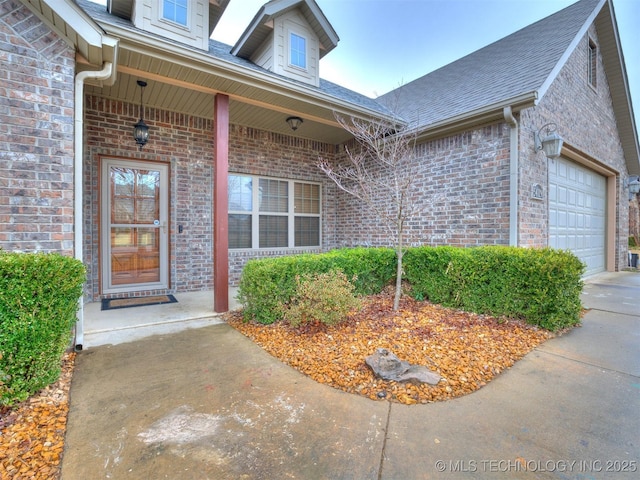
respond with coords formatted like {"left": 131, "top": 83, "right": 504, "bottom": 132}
{"left": 534, "top": 123, "right": 563, "bottom": 159}
{"left": 133, "top": 80, "right": 149, "bottom": 150}
{"left": 286, "top": 116, "right": 303, "bottom": 131}
{"left": 624, "top": 175, "right": 640, "bottom": 200}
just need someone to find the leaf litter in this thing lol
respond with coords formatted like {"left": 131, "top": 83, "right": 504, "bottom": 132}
{"left": 0, "top": 352, "right": 74, "bottom": 480}
{"left": 0, "top": 293, "right": 556, "bottom": 478}
{"left": 226, "top": 293, "right": 554, "bottom": 405}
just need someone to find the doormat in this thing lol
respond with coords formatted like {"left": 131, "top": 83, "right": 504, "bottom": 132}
{"left": 101, "top": 295, "right": 178, "bottom": 311}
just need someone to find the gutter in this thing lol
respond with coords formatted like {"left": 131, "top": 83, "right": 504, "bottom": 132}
{"left": 99, "top": 22, "right": 395, "bottom": 122}
{"left": 503, "top": 106, "right": 519, "bottom": 246}
{"left": 73, "top": 61, "right": 115, "bottom": 351}
{"left": 415, "top": 92, "right": 537, "bottom": 143}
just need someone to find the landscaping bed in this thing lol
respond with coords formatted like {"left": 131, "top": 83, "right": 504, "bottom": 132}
{"left": 0, "top": 291, "right": 558, "bottom": 478}
{"left": 227, "top": 291, "right": 554, "bottom": 404}
{"left": 0, "top": 352, "right": 74, "bottom": 480}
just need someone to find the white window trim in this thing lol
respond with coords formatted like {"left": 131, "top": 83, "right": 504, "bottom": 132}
{"left": 228, "top": 174, "right": 322, "bottom": 250}
{"left": 288, "top": 30, "right": 308, "bottom": 71}
{"left": 160, "top": 0, "right": 190, "bottom": 30}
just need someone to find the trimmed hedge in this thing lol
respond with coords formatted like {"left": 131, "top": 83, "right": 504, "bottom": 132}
{"left": 238, "top": 246, "right": 584, "bottom": 331}
{"left": 0, "top": 252, "right": 86, "bottom": 406}
{"left": 403, "top": 246, "right": 585, "bottom": 331}
{"left": 237, "top": 247, "right": 396, "bottom": 324}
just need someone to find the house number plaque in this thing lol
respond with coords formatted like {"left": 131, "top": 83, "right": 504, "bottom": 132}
{"left": 531, "top": 183, "right": 544, "bottom": 200}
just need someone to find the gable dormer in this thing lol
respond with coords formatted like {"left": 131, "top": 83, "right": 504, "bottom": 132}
{"left": 108, "top": 0, "right": 230, "bottom": 51}
{"left": 231, "top": 0, "right": 339, "bottom": 87}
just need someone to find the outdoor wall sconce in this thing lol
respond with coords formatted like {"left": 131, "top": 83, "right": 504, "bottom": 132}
{"left": 286, "top": 116, "right": 303, "bottom": 131}
{"left": 133, "top": 80, "right": 149, "bottom": 150}
{"left": 534, "top": 123, "right": 563, "bottom": 159}
{"left": 624, "top": 175, "right": 640, "bottom": 200}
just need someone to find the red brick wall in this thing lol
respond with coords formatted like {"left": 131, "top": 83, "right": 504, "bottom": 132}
{"left": 519, "top": 26, "right": 629, "bottom": 270}
{"left": 332, "top": 124, "right": 512, "bottom": 248}
{"left": 226, "top": 125, "right": 339, "bottom": 282}
{"left": 83, "top": 95, "right": 339, "bottom": 298}
{"left": 0, "top": 0, "right": 75, "bottom": 254}
{"left": 630, "top": 196, "right": 640, "bottom": 247}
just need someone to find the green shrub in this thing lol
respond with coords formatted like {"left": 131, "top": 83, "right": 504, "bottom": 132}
{"left": 237, "top": 247, "right": 395, "bottom": 324}
{"left": 283, "top": 270, "right": 361, "bottom": 327}
{"left": 404, "top": 246, "right": 584, "bottom": 331}
{"left": 0, "top": 252, "right": 86, "bottom": 406}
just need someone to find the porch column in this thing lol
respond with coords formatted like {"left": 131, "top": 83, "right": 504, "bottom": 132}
{"left": 213, "top": 94, "right": 229, "bottom": 312}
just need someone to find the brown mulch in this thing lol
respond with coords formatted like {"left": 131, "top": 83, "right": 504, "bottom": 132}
{"left": 0, "top": 352, "right": 74, "bottom": 480}
{"left": 226, "top": 293, "right": 554, "bottom": 404}
{"left": 0, "top": 294, "right": 555, "bottom": 478}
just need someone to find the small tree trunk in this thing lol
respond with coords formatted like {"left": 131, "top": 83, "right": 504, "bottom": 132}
{"left": 394, "top": 225, "right": 403, "bottom": 311}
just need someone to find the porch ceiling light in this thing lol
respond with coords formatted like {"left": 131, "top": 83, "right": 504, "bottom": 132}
{"left": 286, "top": 116, "right": 303, "bottom": 131}
{"left": 133, "top": 80, "right": 149, "bottom": 150}
{"left": 534, "top": 123, "right": 563, "bottom": 159}
{"left": 624, "top": 175, "right": 640, "bottom": 200}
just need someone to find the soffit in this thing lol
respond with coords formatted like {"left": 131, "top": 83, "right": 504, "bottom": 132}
{"left": 79, "top": 0, "right": 393, "bottom": 145}
{"left": 20, "top": 0, "right": 116, "bottom": 65}
{"left": 596, "top": 2, "right": 640, "bottom": 175}
{"left": 80, "top": 42, "right": 361, "bottom": 144}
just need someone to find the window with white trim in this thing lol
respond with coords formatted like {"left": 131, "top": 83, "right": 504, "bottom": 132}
{"left": 163, "top": 0, "right": 188, "bottom": 26}
{"left": 228, "top": 175, "right": 321, "bottom": 249}
{"left": 290, "top": 32, "right": 307, "bottom": 69}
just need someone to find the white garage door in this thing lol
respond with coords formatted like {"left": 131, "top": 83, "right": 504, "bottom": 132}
{"left": 548, "top": 157, "right": 606, "bottom": 276}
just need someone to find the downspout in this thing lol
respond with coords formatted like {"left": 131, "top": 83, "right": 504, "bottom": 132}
{"left": 74, "top": 62, "right": 113, "bottom": 351}
{"left": 503, "top": 106, "right": 519, "bottom": 246}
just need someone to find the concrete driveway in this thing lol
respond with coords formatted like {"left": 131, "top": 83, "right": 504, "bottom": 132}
{"left": 61, "top": 272, "right": 640, "bottom": 479}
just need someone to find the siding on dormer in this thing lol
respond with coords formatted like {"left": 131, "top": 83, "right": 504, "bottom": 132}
{"left": 251, "top": 36, "right": 275, "bottom": 71}
{"left": 131, "top": 0, "right": 209, "bottom": 51}
{"left": 273, "top": 10, "right": 320, "bottom": 87}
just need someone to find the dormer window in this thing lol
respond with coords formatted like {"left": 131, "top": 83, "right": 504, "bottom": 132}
{"left": 290, "top": 32, "right": 307, "bottom": 69}
{"left": 163, "top": 0, "right": 188, "bottom": 26}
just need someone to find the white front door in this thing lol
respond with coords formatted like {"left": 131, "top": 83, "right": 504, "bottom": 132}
{"left": 101, "top": 158, "right": 169, "bottom": 294}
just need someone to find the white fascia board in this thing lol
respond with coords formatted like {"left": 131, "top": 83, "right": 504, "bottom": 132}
{"left": 40, "top": 0, "right": 106, "bottom": 47}
{"left": 105, "top": 22, "right": 394, "bottom": 122}
{"left": 536, "top": 0, "right": 606, "bottom": 103}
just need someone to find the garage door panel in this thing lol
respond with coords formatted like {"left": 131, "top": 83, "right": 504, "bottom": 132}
{"left": 549, "top": 157, "right": 606, "bottom": 276}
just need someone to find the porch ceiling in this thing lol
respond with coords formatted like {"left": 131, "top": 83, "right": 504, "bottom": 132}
{"left": 80, "top": 44, "right": 361, "bottom": 145}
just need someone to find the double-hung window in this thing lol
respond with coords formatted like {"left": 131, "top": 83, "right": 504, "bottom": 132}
{"left": 228, "top": 174, "right": 321, "bottom": 249}
{"left": 163, "top": 0, "right": 188, "bottom": 26}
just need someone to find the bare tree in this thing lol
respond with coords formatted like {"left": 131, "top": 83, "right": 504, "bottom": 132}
{"left": 319, "top": 114, "right": 425, "bottom": 310}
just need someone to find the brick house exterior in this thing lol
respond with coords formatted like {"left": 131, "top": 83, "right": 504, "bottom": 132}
{"left": 0, "top": 0, "right": 77, "bottom": 255}
{"left": 1, "top": 0, "right": 638, "bottom": 347}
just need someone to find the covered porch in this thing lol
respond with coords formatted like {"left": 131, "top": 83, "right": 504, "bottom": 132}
{"left": 80, "top": 287, "right": 240, "bottom": 349}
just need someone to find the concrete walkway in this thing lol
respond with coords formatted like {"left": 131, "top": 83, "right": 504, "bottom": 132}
{"left": 61, "top": 272, "right": 640, "bottom": 479}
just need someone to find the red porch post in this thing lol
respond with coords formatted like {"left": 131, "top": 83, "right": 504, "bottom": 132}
{"left": 213, "top": 94, "right": 229, "bottom": 312}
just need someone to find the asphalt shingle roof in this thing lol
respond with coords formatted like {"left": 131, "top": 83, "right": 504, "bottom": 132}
{"left": 76, "top": 0, "right": 393, "bottom": 117}
{"left": 378, "top": 0, "right": 602, "bottom": 128}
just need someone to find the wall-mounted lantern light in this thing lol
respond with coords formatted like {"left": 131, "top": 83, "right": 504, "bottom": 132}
{"left": 534, "top": 123, "right": 563, "bottom": 159}
{"left": 624, "top": 175, "right": 640, "bottom": 200}
{"left": 133, "top": 80, "right": 149, "bottom": 150}
{"left": 286, "top": 116, "right": 303, "bottom": 131}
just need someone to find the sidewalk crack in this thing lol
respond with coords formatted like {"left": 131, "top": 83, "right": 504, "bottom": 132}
{"left": 378, "top": 401, "right": 392, "bottom": 480}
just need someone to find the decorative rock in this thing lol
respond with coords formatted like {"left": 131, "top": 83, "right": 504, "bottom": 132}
{"left": 365, "top": 348, "right": 442, "bottom": 385}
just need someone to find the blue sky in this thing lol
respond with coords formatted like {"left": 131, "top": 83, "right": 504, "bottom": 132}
{"left": 89, "top": 0, "right": 638, "bottom": 127}
{"left": 212, "top": 0, "right": 639, "bottom": 127}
